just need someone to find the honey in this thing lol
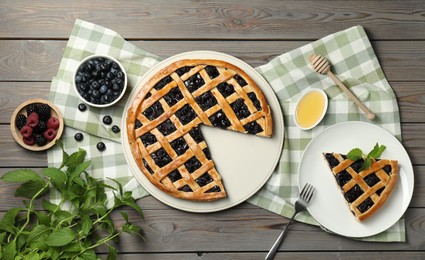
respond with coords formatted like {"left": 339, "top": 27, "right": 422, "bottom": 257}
{"left": 295, "top": 89, "right": 327, "bottom": 129}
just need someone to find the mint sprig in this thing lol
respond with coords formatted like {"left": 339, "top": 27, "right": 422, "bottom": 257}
{"left": 0, "top": 141, "right": 144, "bottom": 259}
{"left": 347, "top": 143, "right": 386, "bottom": 171}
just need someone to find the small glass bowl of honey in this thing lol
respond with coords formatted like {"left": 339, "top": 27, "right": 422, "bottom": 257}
{"left": 294, "top": 88, "right": 328, "bottom": 130}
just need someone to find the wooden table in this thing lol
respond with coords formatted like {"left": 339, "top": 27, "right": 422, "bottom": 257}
{"left": 1, "top": 1, "right": 424, "bottom": 259}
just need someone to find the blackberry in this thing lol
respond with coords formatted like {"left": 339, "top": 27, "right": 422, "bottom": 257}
{"left": 34, "top": 133, "right": 47, "bottom": 146}
{"left": 15, "top": 114, "right": 27, "bottom": 130}
{"left": 38, "top": 104, "right": 51, "bottom": 122}
{"left": 33, "top": 120, "right": 47, "bottom": 134}
{"left": 26, "top": 103, "right": 39, "bottom": 115}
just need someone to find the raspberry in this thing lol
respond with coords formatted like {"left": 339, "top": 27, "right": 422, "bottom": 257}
{"left": 47, "top": 117, "right": 60, "bottom": 129}
{"left": 23, "top": 136, "right": 35, "bottom": 146}
{"left": 20, "top": 125, "right": 33, "bottom": 138}
{"left": 34, "top": 133, "right": 47, "bottom": 146}
{"left": 38, "top": 104, "right": 51, "bottom": 122}
{"left": 26, "top": 104, "right": 39, "bottom": 115}
{"left": 26, "top": 112, "right": 39, "bottom": 128}
{"left": 44, "top": 128, "right": 57, "bottom": 141}
{"left": 15, "top": 114, "right": 27, "bottom": 130}
{"left": 33, "top": 120, "right": 47, "bottom": 134}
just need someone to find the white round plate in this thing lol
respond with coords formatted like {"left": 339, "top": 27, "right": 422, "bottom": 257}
{"left": 298, "top": 121, "right": 414, "bottom": 237}
{"left": 122, "top": 51, "right": 284, "bottom": 212}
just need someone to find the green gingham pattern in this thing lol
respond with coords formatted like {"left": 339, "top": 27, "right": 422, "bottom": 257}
{"left": 48, "top": 19, "right": 404, "bottom": 241}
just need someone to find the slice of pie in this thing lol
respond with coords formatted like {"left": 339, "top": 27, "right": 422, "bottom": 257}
{"left": 126, "top": 59, "right": 272, "bottom": 201}
{"left": 323, "top": 152, "right": 398, "bottom": 221}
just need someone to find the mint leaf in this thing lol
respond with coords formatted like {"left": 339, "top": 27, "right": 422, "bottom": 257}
{"left": 1, "top": 169, "right": 43, "bottom": 183}
{"left": 15, "top": 180, "right": 48, "bottom": 199}
{"left": 45, "top": 227, "right": 76, "bottom": 247}
{"left": 368, "top": 143, "right": 386, "bottom": 159}
{"left": 359, "top": 157, "right": 372, "bottom": 172}
{"left": 347, "top": 148, "right": 363, "bottom": 161}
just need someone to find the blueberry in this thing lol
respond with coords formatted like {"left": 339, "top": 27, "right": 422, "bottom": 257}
{"left": 96, "top": 142, "right": 106, "bottom": 151}
{"left": 103, "top": 115, "right": 112, "bottom": 125}
{"left": 112, "top": 125, "right": 120, "bottom": 133}
{"left": 74, "top": 132, "right": 84, "bottom": 141}
{"left": 100, "top": 85, "right": 108, "bottom": 94}
{"left": 78, "top": 103, "right": 87, "bottom": 112}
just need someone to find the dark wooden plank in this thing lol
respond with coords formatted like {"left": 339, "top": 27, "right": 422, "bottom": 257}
{"left": 0, "top": 1, "right": 424, "bottom": 40}
{"left": 0, "top": 40, "right": 424, "bottom": 82}
{"left": 106, "top": 252, "right": 425, "bottom": 259}
{"left": 0, "top": 206, "right": 423, "bottom": 252}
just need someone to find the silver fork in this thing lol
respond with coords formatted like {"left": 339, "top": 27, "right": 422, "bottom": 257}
{"left": 265, "top": 183, "right": 316, "bottom": 260}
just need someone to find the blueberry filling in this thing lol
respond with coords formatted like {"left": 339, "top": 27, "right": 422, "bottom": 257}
{"left": 344, "top": 184, "right": 364, "bottom": 203}
{"left": 164, "top": 87, "right": 184, "bottom": 107}
{"left": 153, "top": 75, "right": 173, "bottom": 90}
{"left": 357, "top": 197, "right": 374, "bottom": 213}
{"left": 243, "top": 121, "right": 263, "bottom": 135}
{"left": 168, "top": 169, "right": 182, "bottom": 182}
{"left": 178, "top": 185, "right": 193, "bottom": 192}
{"left": 364, "top": 173, "right": 380, "bottom": 187}
{"left": 135, "top": 119, "right": 143, "bottom": 129}
{"left": 143, "top": 159, "right": 154, "bottom": 174}
{"left": 140, "top": 132, "right": 157, "bottom": 147}
{"left": 189, "top": 127, "right": 204, "bottom": 143}
{"left": 170, "top": 137, "right": 189, "bottom": 156}
{"left": 205, "top": 66, "right": 220, "bottom": 79}
{"left": 376, "top": 187, "right": 385, "bottom": 196}
{"left": 350, "top": 159, "right": 365, "bottom": 172}
{"left": 157, "top": 119, "right": 177, "bottom": 136}
{"left": 175, "top": 104, "right": 197, "bottom": 125}
{"left": 324, "top": 153, "right": 339, "bottom": 168}
{"left": 195, "top": 173, "right": 213, "bottom": 187}
{"left": 217, "top": 82, "right": 235, "bottom": 97}
{"left": 185, "top": 156, "right": 202, "bottom": 173}
{"left": 195, "top": 91, "right": 217, "bottom": 111}
{"left": 335, "top": 170, "right": 352, "bottom": 187}
{"left": 234, "top": 74, "right": 247, "bottom": 86}
{"left": 151, "top": 148, "right": 172, "bottom": 168}
{"left": 206, "top": 185, "right": 221, "bottom": 193}
{"left": 231, "top": 98, "right": 251, "bottom": 120}
{"left": 175, "top": 66, "right": 193, "bottom": 76}
{"left": 184, "top": 73, "right": 205, "bottom": 93}
{"left": 383, "top": 165, "right": 392, "bottom": 174}
{"left": 247, "top": 92, "right": 262, "bottom": 111}
{"left": 203, "top": 147, "right": 211, "bottom": 160}
{"left": 143, "top": 101, "right": 164, "bottom": 120}
{"left": 209, "top": 110, "right": 231, "bottom": 128}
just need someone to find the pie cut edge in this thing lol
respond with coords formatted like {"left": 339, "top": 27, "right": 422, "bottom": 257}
{"left": 323, "top": 152, "right": 398, "bottom": 221}
{"left": 126, "top": 59, "right": 273, "bottom": 201}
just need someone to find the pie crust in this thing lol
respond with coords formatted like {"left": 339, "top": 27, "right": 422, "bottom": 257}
{"left": 127, "top": 59, "right": 272, "bottom": 201}
{"left": 323, "top": 152, "right": 398, "bottom": 221}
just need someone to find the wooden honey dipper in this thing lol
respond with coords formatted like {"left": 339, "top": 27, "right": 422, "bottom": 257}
{"left": 310, "top": 54, "right": 375, "bottom": 120}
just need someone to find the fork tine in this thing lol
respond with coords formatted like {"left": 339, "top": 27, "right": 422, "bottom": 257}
{"left": 299, "top": 183, "right": 309, "bottom": 198}
{"left": 304, "top": 184, "right": 315, "bottom": 203}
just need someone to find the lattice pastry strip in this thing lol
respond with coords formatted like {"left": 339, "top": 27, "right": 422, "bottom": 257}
{"left": 323, "top": 152, "right": 398, "bottom": 221}
{"left": 127, "top": 59, "right": 273, "bottom": 201}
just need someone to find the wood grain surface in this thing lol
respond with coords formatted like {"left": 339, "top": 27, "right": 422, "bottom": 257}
{"left": 1, "top": 1, "right": 424, "bottom": 259}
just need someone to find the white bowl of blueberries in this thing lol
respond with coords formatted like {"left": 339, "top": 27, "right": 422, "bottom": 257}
{"left": 73, "top": 54, "right": 127, "bottom": 108}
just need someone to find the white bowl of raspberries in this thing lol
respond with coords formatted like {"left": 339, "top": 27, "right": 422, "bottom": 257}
{"left": 11, "top": 99, "right": 64, "bottom": 151}
{"left": 73, "top": 54, "right": 128, "bottom": 108}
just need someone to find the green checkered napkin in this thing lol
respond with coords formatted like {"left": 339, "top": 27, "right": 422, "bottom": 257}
{"left": 48, "top": 19, "right": 404, "bottom": 241}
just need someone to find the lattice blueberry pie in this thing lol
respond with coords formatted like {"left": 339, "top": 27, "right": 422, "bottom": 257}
{"left": 126, "top": 59, "right": 272, "bottom": 201}
{"left": 323, "top": 152, "right": 398, "bottom": 221}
